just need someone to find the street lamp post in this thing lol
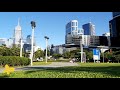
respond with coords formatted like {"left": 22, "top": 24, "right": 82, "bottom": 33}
{"left": 44, "top": 36, "right": 49, "bottom": 63}
{"left": 103, "top": 51, "right": 104, "bottom": 63}
{"left": 98, "top": 46, "right": 107, "bottom": 63}
{"left": 101, "top": 47, "right": 104, "bottom": 63}
{"left": 80, "top": 35, "right": 83, "bottom": 63}
{"left": 30, "top": 21, "right": 36, "bottom": 66}
{"left": 20, "top": 38, "right": 23, "bottom": 57}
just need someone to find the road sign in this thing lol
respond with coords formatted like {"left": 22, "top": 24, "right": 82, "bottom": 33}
{"left": 93, "top": 49, "right": 100, "bottom": 60}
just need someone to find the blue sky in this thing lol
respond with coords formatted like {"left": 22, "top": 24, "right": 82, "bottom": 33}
{"left": 0, "top": 12, "right": 112, "bottom": 50}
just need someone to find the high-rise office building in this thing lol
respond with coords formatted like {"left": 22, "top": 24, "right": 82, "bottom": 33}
{"left": 78, "top": 28, "right": 84, "bottom": 35}
{"left": 23, "top": 34, "right": 36, "bottom": 52}
{"left": 65, "top": 20, "right": 80, "bottom": 44}
{"left": 26, "top": 35, "right": 32, "bottom": 44}
{"left": 7, "top": 38, "right": 14, "bottom": 48}
{"left": 26, "top": 35, "right": 36, "bottom": 45}
{"left": 66, "top": 20, "right": 78, "bottom": 36}
{"left": 102, "top": 33, "right": 110, "bottom": 46}
{"left": 113, "top": 12, "right": 120, "bottom": 18}
{"left": 82, "top": 22, "right": 95, "bottom": 36}
{"left": 0, "top": 38, "right": 14, "bottom": 48}
{"left": 65, "top": 20, "right": 84, "bottom": 46}
{"left": 14, "top": 18, "right": 22, "bottom": 45}
{"left": 109, "top": 13, "right": 120, "bottom": 47}
{"left": 0, "top": 38, "right": 8, "bottom": 46}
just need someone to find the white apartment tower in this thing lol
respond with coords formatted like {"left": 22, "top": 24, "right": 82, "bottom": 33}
{"left": 14, "top": 18, "right": 22, "bottom": 45}
{"left": 66, "top": 20, "right": 78, "bottom": 36}
{"left": 65, "top": 20, "right": 78, "bottom": 44}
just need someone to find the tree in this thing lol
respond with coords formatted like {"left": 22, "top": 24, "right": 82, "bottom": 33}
{"left": 44, "top": 49, "right": 50, "bottom": 57}
{"left": 52, "top": 54, "right": 62, "bottom": 59}
{"left": 84, "top": 50, "right": 93, "bottom": 62}
{"left": 34, "top": 49, "right": 44, "bottom": 59}
{"left": 114, "top": 55, "right": 120, "bottom": 63}
{"left": 113, "top": 50, "right": 120, "bottom": 63}
{"left": 51, "top": 44, "right": 54, "bottom": 48}
{"left": 0, "top": 46, "right": 12, "bottom": 56}
{"left": 0, "top": 45, "right": 25, "bottom": 57}
{"left": 10, "top": 46, "right": 20, "bottom": 56}
{"left": 70, "top": 49, "right": 81, "bottom": 59}
{"left": 63, "top": 51, "right": 70, "bottom": 59}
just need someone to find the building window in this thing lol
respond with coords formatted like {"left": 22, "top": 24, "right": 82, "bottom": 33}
{"left": 72, "top": 27, "right": 76, "bottom": 31}
{"left": 72, "top": 22, "right": 76, "bottom": 26}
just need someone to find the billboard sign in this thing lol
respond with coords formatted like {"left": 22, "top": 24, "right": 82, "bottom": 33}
{"left": 93, "top": 49, "right": 100, "bottom": 60}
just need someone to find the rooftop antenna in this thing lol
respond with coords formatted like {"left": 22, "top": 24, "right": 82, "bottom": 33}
{"left": 18, "top": 18, "right": 20, "bottom": 26}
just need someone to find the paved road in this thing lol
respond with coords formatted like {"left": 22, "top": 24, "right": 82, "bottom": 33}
{"left": 0, "top": 62, "right": 79, "bottom": 73}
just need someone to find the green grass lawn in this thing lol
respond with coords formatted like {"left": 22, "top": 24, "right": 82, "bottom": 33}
{"left": 1, "top": 63, "right": 120, "bottom": 78}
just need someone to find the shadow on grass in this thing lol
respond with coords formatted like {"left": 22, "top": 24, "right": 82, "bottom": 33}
{"left": 16, "top": 66, "right": 57, "bottom": 74}
{"left": 23, "top": 65, "right": 120, "bottom": 77}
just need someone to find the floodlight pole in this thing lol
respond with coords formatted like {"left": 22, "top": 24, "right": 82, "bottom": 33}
{"left": 20, "top": 39, "right": 23, "bottom": 57}
{"left": 102, "top": 47, "right": 104, "bottom": 63}
{"left": 30, "top": 21, "right": 36, "bottom": 66}
{"left": 44, "top": 36, "right": 49, "bottom": 63}
{"left": 80, "top": 36, "right": 83, "bottom": 63}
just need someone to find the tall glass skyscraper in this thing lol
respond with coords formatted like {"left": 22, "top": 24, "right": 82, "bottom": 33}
{"left": 109, "top": 12, "right": 120, "bottom": 47}
{"left": 14, "top": 18, "right": 22, "bottom": 45}
{"left": 113, "top": 12, "right": 120, "bottom": 18}
{"left": 82, "top": 22, "right": 95, "bottom": 36}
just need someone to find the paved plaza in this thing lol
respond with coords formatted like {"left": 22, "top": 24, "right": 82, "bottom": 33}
{"left": 0, "top": 62, "right": 79, "bottom": 73}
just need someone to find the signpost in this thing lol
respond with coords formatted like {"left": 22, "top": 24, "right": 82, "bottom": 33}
{"left": 93, "top": 49, "right": 100, "bottom": 63}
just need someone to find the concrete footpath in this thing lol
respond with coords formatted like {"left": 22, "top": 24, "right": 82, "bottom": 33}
{"left": 0, "top": 62, "right": 79, "bottom": 73}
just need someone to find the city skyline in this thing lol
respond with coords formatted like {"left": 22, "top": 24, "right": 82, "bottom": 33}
{"left": 0, "top": 12, "right": 112, "bottom": 50}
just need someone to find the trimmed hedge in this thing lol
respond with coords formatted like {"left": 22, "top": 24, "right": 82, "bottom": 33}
{"left": 0, "top": 56, "right": 30, "bottom": 66}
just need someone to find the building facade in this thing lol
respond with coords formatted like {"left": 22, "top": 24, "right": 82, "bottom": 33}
{"left": 65, "top": 20, "right": 79, "bottom": 44}
{"left": 23, "top": 34, "right": 36, "bottom": 53}
{"left": 113, "top": 12, "right": 120, "bottom": 18}
{"left": 82, "top": 22, "right": 95, "bottom": 36}
{"left": 109, "top": 12, "right": 120, "bottom": 47}
{"left": 65, "top": 20, "right": 84, "bottom": 46}
{"left": 0, "top": 38, "right": 8, "bottom": 46}
{"left": 102, "top": 33, "right": 110, "bottom": 46}
{"left": 51, "top": 45, "right": 65, "bottom": 55}
{"left": 14, "top": 18, "right": 22, "bottom": 45}
{"left": 7, "top": 38, "right": 14, "bottom": 48}
{"left": 66, "top": 20, "right": 78, "bottom": 36}
{"left": 26, "top": 35, "right": 31, "bottom": 44}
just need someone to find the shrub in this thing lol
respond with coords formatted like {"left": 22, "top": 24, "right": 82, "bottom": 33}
{"left": 0, "top": 56, "right": 30, "bottom": 66}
